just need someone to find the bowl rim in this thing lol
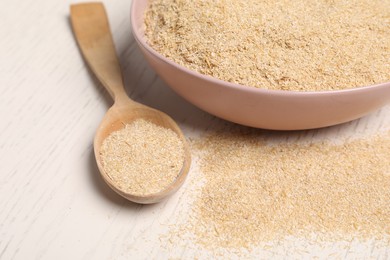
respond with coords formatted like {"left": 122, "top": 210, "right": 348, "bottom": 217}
{"left": 130, "top": 0, "right": 390, "bottom": 97}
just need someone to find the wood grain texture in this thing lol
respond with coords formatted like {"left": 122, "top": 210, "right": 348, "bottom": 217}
{"left": 0, "top": 0, "right": 389, "bottom": 259}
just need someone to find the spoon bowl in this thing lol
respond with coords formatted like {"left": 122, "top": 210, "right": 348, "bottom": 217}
{"left": 94, "top": 100, "right": 190, "bottom": 204}
{"left": 71, "top": 3, "right": 191, "bottom": 204}
{"left": 131, "top": 0, "right": 390, "bottom": 130}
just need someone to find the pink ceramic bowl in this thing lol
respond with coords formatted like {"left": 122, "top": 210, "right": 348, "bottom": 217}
{"left": 130, "top": 0, "right": 390, "bottom": 130}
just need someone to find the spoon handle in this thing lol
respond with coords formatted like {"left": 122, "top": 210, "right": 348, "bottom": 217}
{"left": 70, "top": 3, "right": 128, "bottom": 103}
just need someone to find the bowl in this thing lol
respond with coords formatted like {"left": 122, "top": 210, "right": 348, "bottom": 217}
{"left": 130, "top": 0, "right": 390, "bottom": 130}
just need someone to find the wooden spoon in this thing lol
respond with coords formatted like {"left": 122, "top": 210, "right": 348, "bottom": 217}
{"left": 70, "top": 3, "right": 191, "bottom": 204}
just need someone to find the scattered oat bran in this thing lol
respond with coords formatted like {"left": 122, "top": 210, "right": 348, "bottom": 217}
{"left": 188, "top": 129, "right": 390, "bottom": 249}
{"left": 100, "top": 119, "right": 184, "bottom": 196}
{"left": 145, "top": 0, "right": 390, "bottom": 91}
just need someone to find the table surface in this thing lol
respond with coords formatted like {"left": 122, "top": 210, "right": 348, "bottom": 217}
{"left": 1, "top": 0, "right": 389, "bottom": 259}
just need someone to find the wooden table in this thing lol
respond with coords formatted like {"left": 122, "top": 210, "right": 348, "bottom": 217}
{"left": 1, "top": 0, "right": 389, "bottom": 259}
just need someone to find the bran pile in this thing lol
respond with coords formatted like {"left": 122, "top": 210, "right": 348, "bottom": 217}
{"left": 188, "top": 129, "right": 390, "bottom": 249}
{"left": 100, "top": 119, "right": 184, "bottom": 196}
{"left": 145, "top": 0, "right": 390, "bottom": 91}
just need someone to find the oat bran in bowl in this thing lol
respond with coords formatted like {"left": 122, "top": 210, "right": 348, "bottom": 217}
{"left": 130, "top": 0, "right": 390, "bottom": 130}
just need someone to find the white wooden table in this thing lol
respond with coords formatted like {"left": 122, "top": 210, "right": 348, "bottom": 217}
{"left": 1, "top": 0, "right": 389, "bottom": 259}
